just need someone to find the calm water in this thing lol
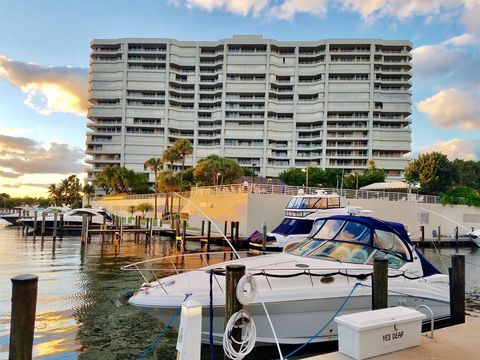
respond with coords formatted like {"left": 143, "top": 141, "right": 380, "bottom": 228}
{"left": 1, "top": 221, "right": 479, "bottom": 360}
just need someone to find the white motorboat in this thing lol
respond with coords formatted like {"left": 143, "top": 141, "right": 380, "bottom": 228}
{"left": 125, "top": 215, "right": 450, "bottom": 346}
{"left": 250, "top": 190, "right": 368, "bottom": 250}
{"left": 19, "top": 208, "right": 113, "bottom": 233}
{"left": 467, "top": 229, "right": 480, "bottom": 247}
{"left": 0, "top": 206, "right": 36, "bottom": 225}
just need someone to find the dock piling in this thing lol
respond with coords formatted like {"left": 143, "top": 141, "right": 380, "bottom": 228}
{"left": 224, "top": 265, "right": 245, "bottom": 360}
{"left": 437, "top": 226, "right": 441, "bottom": 247}
{"left": 32, "top": 211, "right": 37, "bottom": 241}
{"left": 372, "top": 255, "right": 388, "bottom": 310}
{"left": 207, "top": 221, "right": 211, "bottom": 252}
{"left": 52, "top": 211, "right": 58, "bottom": 241}
{"left": 8, "top": 274, "right": 38, "bottom": 360}
{"left": 81, "top": 214, "right": 88, "bottom": 245}
{"left": 40, "top": 212, "right": 46, "bottom": 240}
{"left": 235, "top": 221, "right": 239, "bottom": 243}
{"left": 449, "top": 254, "right": 465, "bottom": 325}
{"left": 201, "top": 220, "right": 205, "bottom": 236}
{"left": 262, "top": 221, "right": 267, "bottom": 251}
{"left": 420, "top": 225, "right": 425, "bottom": 250}
{"left": 182, "top": 220, "right": 187, "bottom": 250}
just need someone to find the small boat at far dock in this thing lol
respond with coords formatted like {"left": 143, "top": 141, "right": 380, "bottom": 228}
{"left": 19, "top": 208, "right": 114, "bottom": 234}
{"left": 250, "top": 189, "right": 369, "bottom": 250}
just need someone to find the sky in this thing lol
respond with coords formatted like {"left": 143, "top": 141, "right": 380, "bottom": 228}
{"left": 0, "top": 0, "right": 479, "bottom": 197}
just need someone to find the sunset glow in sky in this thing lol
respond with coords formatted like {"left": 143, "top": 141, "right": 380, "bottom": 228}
{"left": 0, "top": 0, "right": 479, "bottom": 196}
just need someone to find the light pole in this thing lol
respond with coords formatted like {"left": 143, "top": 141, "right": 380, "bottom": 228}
{"left": 251, "top": 163, "right": 256, "bottom": 193}
{"left": 302, "top": 167, "right": 309, "bottom": 188}
{"left": 216, "top": 172, "right": 221, "bottom": 186}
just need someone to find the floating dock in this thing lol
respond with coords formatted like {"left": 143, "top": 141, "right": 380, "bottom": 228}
{"left": 306, "top": 315, "right": 480, "bottom": 360}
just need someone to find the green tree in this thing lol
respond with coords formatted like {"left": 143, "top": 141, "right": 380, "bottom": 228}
{"left": 144, "top": 157, "right": 163, "bottom": 219}
{"left": 136, "top": 202, "right": 153, "bottom": 218}
{"left": 173, "top": 139, "right": 193, "bottom": 175}
{"left": 193, "top": 155, "right": 243, "bottom": 185}
{"left": 452, "top": 159, "right": 480, "bottom": 191}
{"left": 82, "top": 184, "right": 95, "bottom": 206}
{"left": 278, "top": 168, "right": 305, "bottom": 186}
{"left": 162, "top": 146, "right": 181, "bottom": 171}
{"left": 93, "top": 165, "right": 116, "bottom": 194}
{"left": 404, "top": 152, "right": 456, "bottom": 195}
{"left": 440, "top": 186, "right": 480, "bottom": 207}
{"left": 157, "top": 170, "right": 183, "bottom": 217}
{"left": 48, "top": 183, "right": 62, "bottom": 205}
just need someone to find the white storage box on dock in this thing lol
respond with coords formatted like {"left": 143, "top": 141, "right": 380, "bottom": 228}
{"left": 335, "top": 306, "right": 426, "bottom": 360}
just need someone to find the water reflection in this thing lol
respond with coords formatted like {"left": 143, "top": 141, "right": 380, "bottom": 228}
{"left": 1, "top": 221, "right": 480, "bottom": 359}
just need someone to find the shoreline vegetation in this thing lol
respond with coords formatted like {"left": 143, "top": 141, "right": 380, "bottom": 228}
{"left": 1, "top": 151, "right": 479, "bottom": 209}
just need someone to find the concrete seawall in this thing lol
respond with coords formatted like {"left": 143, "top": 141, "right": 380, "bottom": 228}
{"left": 90, "top": 192, "right": 480, "bottom": 238}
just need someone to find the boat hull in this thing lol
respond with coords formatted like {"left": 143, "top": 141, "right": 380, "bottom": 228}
{"left": 133, "top": 292, "right": 449, "bottom": 345}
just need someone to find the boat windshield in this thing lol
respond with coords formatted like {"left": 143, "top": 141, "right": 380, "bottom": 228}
{"left": 286, "top": 196, "right": 340, "bottom": 210}
{"left": 271, "top": 218, "right": 314, "bottom": 236}
{"left": 286, "top": 218, "right": 410, "bottom": 267}
{"left": 97, "top": 211, "right": 113, "bottom": 221}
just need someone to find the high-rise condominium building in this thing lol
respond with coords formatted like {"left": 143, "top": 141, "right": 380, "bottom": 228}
{"left": 86, "top": 35, "right": 412, "bottom": 184}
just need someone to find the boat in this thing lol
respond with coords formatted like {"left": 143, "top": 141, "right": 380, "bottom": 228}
{"left": 125, "top": 215, "right": 450, "bottom": 346}
{"left": 19, "top": 208, "right": 113, "bottom": 233}
{"left": 0, "top": 206, "right": 36, "bottom": 225}
{"left": 467, "top": 229, "right": 480, "bottom": 247}
{"left": 249, "top": 190, "right": 368, "bottom": 250}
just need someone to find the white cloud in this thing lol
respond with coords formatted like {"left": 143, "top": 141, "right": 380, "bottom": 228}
{"left": 412, "top": 43, "right": 466, "bottom": 78}
{"left": 418, "top": 138, "right": 480, "bottom": 160}
{"left": 0, "top": 134, "right": 85, "bottom": 175}
{"left": 0, "top": 56, "right": 88, "bottom": 117}
{"left": 186, "top": 0, "right": 268, "bottom": 16}
{"left": 461, "top": 0, "right": 480, "bottom": 35}
{"left": 442, "top": 33, "right": 479, "bottom": 46}
{"left": 269, "top": 0, "right": 327, "bottom": 20}
{"left": 334, "top": 0, "right": 459, "bottom": 21}
{"left": 416, "top": 88, "right": 480, "bottom": 130}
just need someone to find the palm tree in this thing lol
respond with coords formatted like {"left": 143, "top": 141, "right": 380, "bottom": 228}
{"left": 161, "top": 146, "right": 181, "bottom": 171}
{"left": 48, "top": 184, "right": 61, "bottom": 206}
{"left": 144, "top": 157, "right": 163, "bottom": 219}
{"left": 173, "top": 139, "right": 193, "bottom": 178}
{"left": 136, "top": 202, "right": 153, "bottom": 218}
{"left": 82, "top": 184, "right": 95, "bottom": 206}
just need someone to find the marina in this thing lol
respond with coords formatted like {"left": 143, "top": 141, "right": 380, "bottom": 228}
{"left": 1, "top": 212, "right": 480, "bottom": 359}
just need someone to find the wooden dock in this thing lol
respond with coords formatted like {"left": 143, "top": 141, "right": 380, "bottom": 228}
{"left": 305, "top": 315, "right": 480, "bottom": 360}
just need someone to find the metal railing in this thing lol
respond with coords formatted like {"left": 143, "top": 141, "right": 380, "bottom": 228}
{"left": 190, "top": 183, "right": 441, "bottom": 204}
{"left": 90, "top": 183, "right": 443, "bottom": 205}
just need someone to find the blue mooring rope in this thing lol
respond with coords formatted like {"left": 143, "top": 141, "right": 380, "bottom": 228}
{"left": 282, "top": 282, "right": 361, "bottom": 360}
{"left": 209, "top": 269, "right": 215, "bottom": 360}
{"left": 137, "top": 293, "right": 191, "bottom": 360}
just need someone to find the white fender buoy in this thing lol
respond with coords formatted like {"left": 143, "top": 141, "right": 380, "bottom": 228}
{"left": 236, "top": 274, "right": 257, "bottom": 306}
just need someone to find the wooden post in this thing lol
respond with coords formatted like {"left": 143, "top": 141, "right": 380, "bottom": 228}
{"left": 262, "top": 221, "right": 267, "bottom": 251}
{"left": 8, "top": 274, "right": 38, "bottom": 360}
{"left": 81, "top": 214, "right": 88, "bottom": 245}
{"left": 182, "top": 220, "right": 187, "bottom": 250}
{"left": 454, "top": 226, "right": 459, "bottom": 250}
{"left": 224, "top": 265, "right": 245, "bottom": 360}
{"left": 372, "top": 256, "right": 388, "bottom": 310}
{"left": 52, "top": 211, "right": 58, "bottom": 241}
{"left": 207, "top": 221, "right": 211, "bottom": 252}
{"left": 40, "top": 212, "right": 46, "bottom": 240}
{"left": 449, "top": 254, "right": 465, "bottom": 325}
{"left": 59, "top": 213, "right": 64, "bottom": 239}
{"left": 201, "top": 220, "right": 205, "bottom": 236}
{"left": 235, "top": 221, "right": 240, "bottom": 243}
{"left": 437, "top": 225, "right": 441, "bottom": 247}
{"left": 420, "top": 225, "right": 425, "bottom": 250}
{"left": 230, "top": 221, "right": 235, "bottom": 244}
{"left": 32, "top": 211, "right": 37, "bottom": 241}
